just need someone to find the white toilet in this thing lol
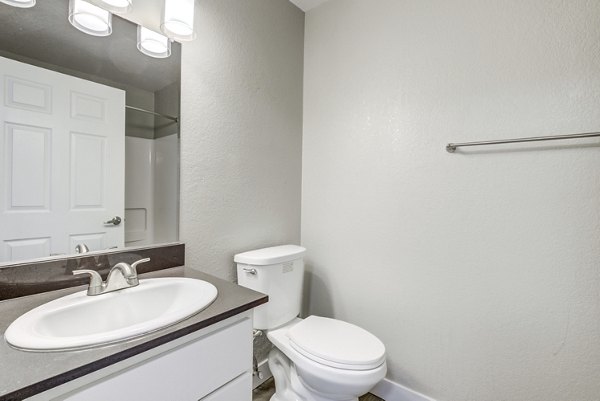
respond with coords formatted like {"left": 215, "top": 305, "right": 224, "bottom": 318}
{"left": 235, "top": 245, "right": 387, "bottom": 401}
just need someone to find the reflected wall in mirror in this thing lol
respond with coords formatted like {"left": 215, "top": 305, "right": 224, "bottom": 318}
{"left": 0, "top": 0, "right": 181, "bottom": 264}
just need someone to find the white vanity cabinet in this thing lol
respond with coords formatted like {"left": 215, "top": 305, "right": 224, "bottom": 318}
{"left": 29, "top": 312, "right": 253, "bottom": 401}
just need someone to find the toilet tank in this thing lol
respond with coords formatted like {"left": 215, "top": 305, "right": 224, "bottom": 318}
{"left": 235, "top": 245, "right": 306, "bottom": 330}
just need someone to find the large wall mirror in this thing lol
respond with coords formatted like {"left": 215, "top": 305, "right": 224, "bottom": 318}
{"left": 0, "top": 0, "right": 181, "bottom": 265}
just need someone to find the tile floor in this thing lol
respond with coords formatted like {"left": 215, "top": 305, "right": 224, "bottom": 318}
{"left": 252, "top": 378, "right": 384, "bottom": 401}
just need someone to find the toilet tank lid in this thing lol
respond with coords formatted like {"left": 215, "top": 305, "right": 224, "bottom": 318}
{"left": 234, "top": 245, "right": 306, "bottom": 265}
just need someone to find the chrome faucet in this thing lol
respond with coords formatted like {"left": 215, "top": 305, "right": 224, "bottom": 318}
{"left": 73, "top": 258, "right": 150, "bottom": 296}
{"left": 75, "top": 243, "right": 89, "bottom": 254}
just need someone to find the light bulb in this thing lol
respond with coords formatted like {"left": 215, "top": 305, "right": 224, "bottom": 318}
{"left": 161, "top": 0, "right": 196, "bottom": 42}
{"left": 0, "top": 0, "right": 36, "bottom": 8}
{"left": 98, "top": 0, "right": 131, "bottom": 14}
{"left": 137, "top": 26, "right": 171, "bottom": 59}
{"left": 68, "top": 0, "right": 112, "bottom": 37}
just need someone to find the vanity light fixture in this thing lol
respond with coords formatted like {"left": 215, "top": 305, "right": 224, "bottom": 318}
{"left": 68, "top": 0, "right": 112, "bottom": 37}
{"left": 161, "top": 0, "right": 196, "bottom": 42}
{"left": 137, "top": 26, "right": 171, "bottom": 58}
{"left": 0, "top": 0, "right": 36, "bottom": 8}
{"left": 98, "top": 0, "right": 132, "bottom": 14}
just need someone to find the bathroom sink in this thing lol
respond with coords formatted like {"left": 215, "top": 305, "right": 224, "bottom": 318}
{"left": 4, "top": 278, "right": 218, "bottom": 351}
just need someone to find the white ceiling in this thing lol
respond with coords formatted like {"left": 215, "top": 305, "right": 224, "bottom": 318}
{"left": 289, "top": 0, "right": 331, "bottom": 12}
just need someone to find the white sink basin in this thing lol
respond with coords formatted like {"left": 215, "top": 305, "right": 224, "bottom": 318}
{"left": 4, "top": 278, "right": 218, "bottom": 351}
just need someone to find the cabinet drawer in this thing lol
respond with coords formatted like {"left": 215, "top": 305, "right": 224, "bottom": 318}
{"left": 60, "top": 317, "right": 252, "bottom": 401}
{"left": 201, "top": 372, "right": 251, "bottom": 401}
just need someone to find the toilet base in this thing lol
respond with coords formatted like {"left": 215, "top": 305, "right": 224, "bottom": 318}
{"left": 268, "top": 348, "right": 359, "bottom": 401}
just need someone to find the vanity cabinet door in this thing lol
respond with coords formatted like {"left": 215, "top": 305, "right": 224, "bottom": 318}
{"left": 57, "top": 317, "right": 252, "bottom": 401}
{"left": 200, "top": 372, "right": 251, "bottom": 401}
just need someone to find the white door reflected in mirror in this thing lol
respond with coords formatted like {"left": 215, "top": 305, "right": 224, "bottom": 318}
{"left": 0, "top": 56, "right": 125, "bottom": 263}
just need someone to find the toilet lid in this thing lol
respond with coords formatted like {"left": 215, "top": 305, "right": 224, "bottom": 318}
{"left": 288, "top": 316, "right": 386, "bottom": 370}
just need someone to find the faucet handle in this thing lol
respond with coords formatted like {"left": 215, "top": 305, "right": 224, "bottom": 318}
{"left": 73, "top": 269, "right": 103, "bottom": 295}
{"left": 75, "top": 243, "right": 89, "bottom": 254}
{"left": 130, "top": 258, "right": 151, "bottom": 277}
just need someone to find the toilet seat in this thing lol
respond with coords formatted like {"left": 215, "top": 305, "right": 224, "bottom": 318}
{"left": 287, "top": 316, "right": 386, "bottom": 371}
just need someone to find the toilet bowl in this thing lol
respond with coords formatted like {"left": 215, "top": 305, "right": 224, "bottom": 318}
{"left": 235, "top": 245, "right": 386, "bottom": 401}
{"left": 267, "top": 317, "right": 387, "bottom": 401}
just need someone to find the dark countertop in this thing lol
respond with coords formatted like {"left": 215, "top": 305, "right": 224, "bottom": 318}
{"left": 0, "top": 267, "right": 267, "bottom": 401}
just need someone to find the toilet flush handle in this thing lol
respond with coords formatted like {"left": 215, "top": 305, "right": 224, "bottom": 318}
{"left": 243, "top": 267, "right": 257, "bottom": 275}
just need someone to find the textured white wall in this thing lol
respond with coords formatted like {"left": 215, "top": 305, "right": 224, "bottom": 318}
{"left": 180, "top": 0, "right": 304, "bottom": 280}
{"left": 302, "top": 1, "right": 600, "bottom": 400}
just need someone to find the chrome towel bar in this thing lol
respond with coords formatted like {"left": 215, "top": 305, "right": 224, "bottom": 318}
{"left": 126, "top": 105, "right": 179, "bottom": 123}
{"left": 446, "top": 131, "right": 600, "bottom": 153}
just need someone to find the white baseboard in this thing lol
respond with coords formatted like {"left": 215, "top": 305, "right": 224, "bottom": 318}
{"left": 371, "top": 378, "right": 436, "bottom": 401}
{"left": 252, "top": 358, "right": 273, "bottom": 389}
